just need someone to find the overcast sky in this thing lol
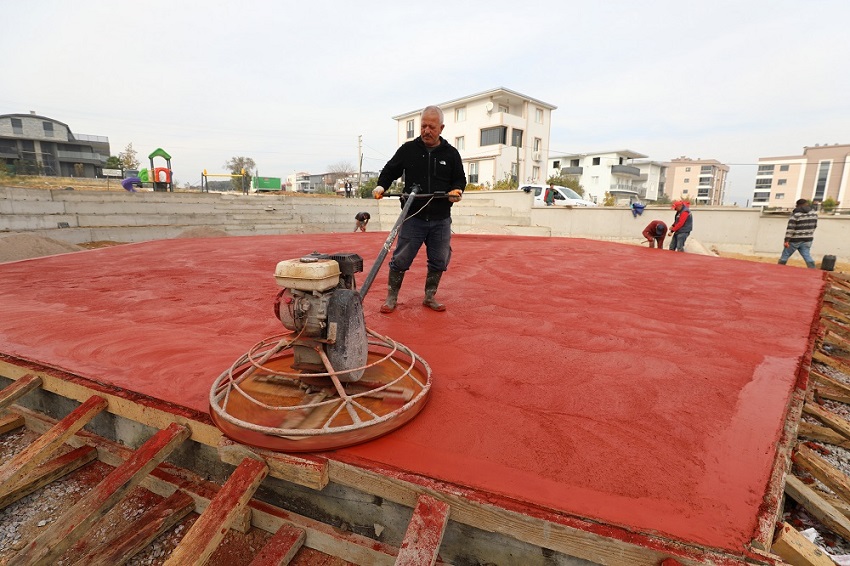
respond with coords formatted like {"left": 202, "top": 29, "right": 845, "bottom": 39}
{"left": 3, "top": 0, "right": 849, "bottom": 205}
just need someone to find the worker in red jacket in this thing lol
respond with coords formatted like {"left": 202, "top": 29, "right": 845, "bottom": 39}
{"left": 668, "top": 201, "right": 693, "bottom": 252}
{"left": 642, "top": 220, "right": 667, "bottom": 249}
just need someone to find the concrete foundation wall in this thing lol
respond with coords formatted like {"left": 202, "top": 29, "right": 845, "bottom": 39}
{"left": 2, "top": 186, "right": 847, "bottom": 261}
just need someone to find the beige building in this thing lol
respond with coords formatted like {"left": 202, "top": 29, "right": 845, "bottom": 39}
{"left": 753, "top": 143, "right": 850, "bottom": 208}
{"left": 664, "top": 157, "right": 729, "bottom": 206}
{"left": 392, "top": 88, "right": 556, "bottom": 188}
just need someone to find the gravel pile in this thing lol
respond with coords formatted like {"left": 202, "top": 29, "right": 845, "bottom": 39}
{"left": 0, "top": 233, "right": 82, "bottom": 263}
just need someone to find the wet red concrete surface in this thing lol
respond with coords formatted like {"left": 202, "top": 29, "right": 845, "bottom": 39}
{"left": 0, "top": 233, "right": 826, "bottom": 555}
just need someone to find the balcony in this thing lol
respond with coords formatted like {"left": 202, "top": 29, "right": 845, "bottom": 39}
{"left": 609, "top": 184, "right": 639, "bottom": 195}
{"left": 560, "top": 166, "right": 583, "bottom": 175}
{"left": 57, "top": 150, "right": 107, "bottom": 164}
{"left": 611, "top": 164, "right": 640, "bottom": 177}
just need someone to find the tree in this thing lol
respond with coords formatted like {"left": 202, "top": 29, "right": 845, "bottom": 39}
{"left": 105, "top": 156, "right": 121, "bottom": 169}
{"left": 224, "top": 156, "right": 256, "bottom": 192}
{"left": 546, "top": 174, "right": 585, "bottom": 196}
{"left": 118, "top": 143, "right": 140, "bottom": 170}
{"left": 327, "top": 161, "right": 356, "bottom": 190}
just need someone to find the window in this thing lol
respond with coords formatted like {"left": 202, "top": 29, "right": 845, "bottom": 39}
{"left": 533, "top": 138, "right": 541, "bottom": 152}
{"left": 510, "top": 162, "right": 518, "bottom": 181}
{"left": 775, "top": 193, "right": 785, "bottom": 199}
{"left": 753, "top": 192, "right": 770, "bottom": 202}
{"left": 455, "top": 136, "right": 465, "bottom": 151}
{"left": 779, "top": 164, "right": 789, "bottom": 172}
{"left": 570, "top": 159, "right": 580, "bottom": 167}
{"left": 592, "top": 157, "right": 600, "bottom": 166}
{"left": 511, "top": 129, "right": 523, "bottom": 148}
{"left": 43, "top": 122, "right": 54, "bottom": 137}
{"left": 700, "top": 165, "right": 712, "bottom": 173}
{"left": 532, "top": 166, "right": 540, "bottom": 180}
{"left": 480, "top": 126, "right": 507, "bottom": 146}
{"left": 755, "top": 179, "right": 772, "bottom": 189}
{"left": 498, "top": 104, "right": 509, "bottom": 113}
{"left": 619, "top": 157, "right": 625, "bottom": 165}
{"left": 757, "top": 164, "right": 775, "bottom": 175}
{"left": 685, "top": 167, "right": 691, "bottom": 172}
{"left": 468, "top": 162, "right": 478, "bottom": 183}
{"left": 815, "top": 161, "right": 830, "bottom": 200}
{"left": 406, "top": 120, "right": 414, "bottom": 139}
{"left": 552, "top": 160, "right": 560, "bottom": 169}
{"left": 777, "top": 179, "right": 787, "bottom": 185}
{"left": 682, "top": 189, "right": 689, "bottom": 194}
{"left": 11, "top": 118, "right": 23, "bottom": 135}
{"left": 455, "top": 107, "right": 466, "bottom": 122}
{"left": 535, "top": 108, "right": 543, "bottom": 124}
{"left": 699, "top": 177, "right": 711, "bottom": 186}
{"left": 684, "top": 178, "right": 690, "bottom": 183}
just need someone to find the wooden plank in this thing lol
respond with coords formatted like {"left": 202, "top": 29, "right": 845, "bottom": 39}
{"left": 802, "top": 402, "right": 850, "bottom": 442}
{"left": 812, "top": 369, "right": 850, "bottom": 396}
{"left": 814, "top": 349, "right": 850, "bottom": 376}
{"left": 164, "top": 457, "right": 269, "bottom": 566}
{"left": 14, "top": 405, "right": 406, "bottom": 566}
{"left": 70, "top": 490, "right": 195, "bottom": 566}
{"left": 248, "top": 524, "right": 306, "bottom": 566}
{"left": 797, "top": 421, "right": 850, "bottom": 450}
{"left": 794, "top": 444, "right": 850, "bottom": 506}
{"left": 0, "top": 412, "right": 25, "bottom": 435}
{"left": 814, "top": 487, "right": 850, "bottom": 520}
{"left": 823, "top": 318, "right": 850, "bottom": 342}
{"left": 823, "top": 304, "right": 850, "bottom": 326}
{"left": 0, "top": 395, "right": 106, "bottom": 494}
{"left": 8, "top": 422, "right": 190, "bottom": 566}
{"left": 813, "top": 384, "right": 850, "bottom": 405}
{"left": 784, "top": 474, "right": 850, "bottom": 541}
{"left": 0, "top": 445, "right": 97, "bottom": 510}
{"left": 0, "top": 360, "right": 223, "bottom": 448}
{"left": 0, "top": 373, "right": 42, "bottom": 409}
{"left": 218, "top": 437, "right": 328, "bottom": 490}
{"left": 771, "top": 521, "right": 836, "bottom": 566}
{"left": 395, "top": 494, "right": 451, "bottom": 566}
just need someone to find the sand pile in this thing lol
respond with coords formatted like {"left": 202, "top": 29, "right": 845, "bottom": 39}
{"left": 0, "top": 233, "right": 83, "bottom": 263}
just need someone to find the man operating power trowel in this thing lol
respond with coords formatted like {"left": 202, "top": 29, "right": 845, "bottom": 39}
{"left": 373, "top": 105, "right": 466, "bottom": 313}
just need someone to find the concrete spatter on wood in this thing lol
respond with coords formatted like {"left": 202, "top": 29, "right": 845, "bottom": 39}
{"left": 0, "top": 232, "right": 827, "bottom": 557}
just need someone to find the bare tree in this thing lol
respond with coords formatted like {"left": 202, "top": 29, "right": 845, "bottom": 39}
{"left": 326, "top": 161, "right": 356, "bottom": 188}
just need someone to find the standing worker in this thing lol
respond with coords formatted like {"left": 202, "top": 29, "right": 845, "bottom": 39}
{"left": 545, "top": 183, "right": 556, "bottom": 206}
{"left": 668, "top": 201, "right": 693, "bottom": 252}
{"left": 778, "top": 198, "right": 818, "bottom": 268}
{"left": 354, "top": 211, "right": 371, "bottom": 232}
{"left": 372, "top": 105, "right": 466, "bottom": 313}
{"left": 345, "top": 180, "right": 353, "bottom": 198}
{"left": 642, "top": 220, "right": 667, "bottom": 249}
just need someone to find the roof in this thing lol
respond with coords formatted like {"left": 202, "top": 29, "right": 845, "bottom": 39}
{"left": 392, "top": 87, "right": 557, "bottom": 120}
{"left": 0, "top": 113, "right": 73, "bottom": 134}
{"left": 551, "top": 149, "right": 649, "bottom": 160}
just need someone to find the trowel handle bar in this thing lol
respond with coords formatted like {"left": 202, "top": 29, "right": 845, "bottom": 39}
{"left": 358, "top": 187, "right": 420, "bottom": 300}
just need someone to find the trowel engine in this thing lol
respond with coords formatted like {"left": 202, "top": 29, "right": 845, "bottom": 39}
{"left": 273, "top": 252, "right": 368, "bottom": 382}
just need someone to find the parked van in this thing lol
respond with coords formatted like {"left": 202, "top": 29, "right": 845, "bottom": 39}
{"left": 520, "top": 184, "right": 597, "bottom": 207}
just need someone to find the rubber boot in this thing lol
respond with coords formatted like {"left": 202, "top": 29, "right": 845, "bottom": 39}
{"left": 422, "top": 270, "right": 446, "bottom": 312}
{"left": 380, "top": 269, "right": 405, "bottom": 313}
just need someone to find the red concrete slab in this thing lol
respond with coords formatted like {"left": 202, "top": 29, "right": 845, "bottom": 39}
{"left": 0, "top": 233, "right": 825, "bottom": 556}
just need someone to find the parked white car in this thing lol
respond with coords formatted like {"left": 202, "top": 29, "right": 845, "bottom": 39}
{"left": 520, "top": 184, "right": 597, "bottom": 207}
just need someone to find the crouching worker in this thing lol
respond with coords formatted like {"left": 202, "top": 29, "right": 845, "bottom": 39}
{"left": 642, "top": 220, "right": 667, "bottom": 249}
{"left": 354, "top": 211, "right": 370, "bottom": 232}
{"left": 372, "top": 105, "right": 466, "bottom": 313}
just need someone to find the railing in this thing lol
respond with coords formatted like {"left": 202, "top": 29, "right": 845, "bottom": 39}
{"left": 57, "top": 150, "right": 107, "bottom": 163}
{"left": 72, "top": 133, "right": 109, "bottom": 143}
{"left": 611, "top": 164, "right": 640, "bottom": 176}
{"left": 560, "top": 166, "right": 583, "bottom": 175}
{"left": 609, "top": 184, "right": 638, "bottom": 194}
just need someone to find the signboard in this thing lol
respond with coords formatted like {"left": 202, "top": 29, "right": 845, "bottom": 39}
{"left": 102, "top": 168, "right": 122, "bottom": 178}
{"left": 252, "top": 176, "right": 282, "bottom": 191}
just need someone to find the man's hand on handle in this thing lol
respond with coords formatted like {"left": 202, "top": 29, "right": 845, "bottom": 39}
{"left": 373, "top": 186, "right": 385, "bottom": 199}
{"left": 448, "top": 189, "right": 462, "bottom": 202}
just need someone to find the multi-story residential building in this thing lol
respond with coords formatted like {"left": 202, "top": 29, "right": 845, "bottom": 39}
{"left": 392, "top": 88, "right": 556, "bottom": 188}
{"left": 0, "top": 112, "right": 110, "bottom": 178}
{"left": 630, "top": 160, "right": 667, "bottom": 202}
{"left": 752, "top": 143, "right": 850, "bottom": 208}
{"left": 547, "top": 149, "right": 647, "bottom": 204}
{"left": 664, "top": 157, "right": 729, "bottom": 206}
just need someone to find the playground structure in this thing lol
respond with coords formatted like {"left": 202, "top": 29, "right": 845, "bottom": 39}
{"left": 133, "top": 148, "right": 174, "bottom": 192}
{"left": 202, "top": 168, "right": 249, "bottom": 194}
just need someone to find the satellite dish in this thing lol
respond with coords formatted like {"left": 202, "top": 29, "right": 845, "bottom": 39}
{"left": 485, "top": 101, "right": 494, "bottom": 113}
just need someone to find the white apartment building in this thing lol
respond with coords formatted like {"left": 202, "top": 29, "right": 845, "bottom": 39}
{"left": 392, "top": 88, "right": 556, "bottom": 188}
{"left": 753, "top": 143, "right": 850, "bottom": 208}
{"left": 630, "top": 160, "right": 667, "bottom": 202}
{"left": 664, "top": 157, "right": 729, "bottom": 206}
{"left": 547, "top": 150, "right": 647, "bottom": 204}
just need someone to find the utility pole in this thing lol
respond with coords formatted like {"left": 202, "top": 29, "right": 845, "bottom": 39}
{"left": 357, "top": 135, "right": 363, "bottom": 197}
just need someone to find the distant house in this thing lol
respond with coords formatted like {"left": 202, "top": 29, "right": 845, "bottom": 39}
{"left": 753, "top": 143, "right": 850, "bottom": 208}
{"left": 392, "top": 87, "right": 557, "bottom": 188}
{"left": 0, "top": 112, "right": 110, "bottom": 178}
{"left": 665, "top": 157, "right": 729, "bottom": 206}
{"left": 547, "top": 149, "right": 648, "bottom": 205}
